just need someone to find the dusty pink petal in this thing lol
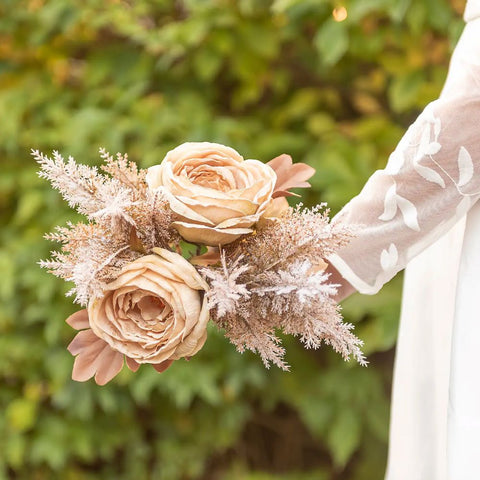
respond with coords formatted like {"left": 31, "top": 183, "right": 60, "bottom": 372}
{"left": 308, "top": 259, "right": 328, "bottom": 274}
{"left": 263, "top": 197, "right": 290, "bottom": 218}
{"left": 68, "top": 329, "right": 102, "bottom": 356}
{"left": 66, "top": 309, "right": 89, "bottom": 331}
{"left": 94, "top": 347, "right": 124, "bottom": 385}
{"left": 267, "top": 154, "right": 315, "bottom": 197}
{"left": 152, "top": 359, "right": 174, "bottom": 373}
{"left": 126, "top": 357, "right": 140, "bottom": 372}
{"left": 68, "top": 329, "right": 124, "bottom": 384}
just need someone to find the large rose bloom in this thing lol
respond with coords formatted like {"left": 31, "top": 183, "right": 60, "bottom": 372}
{"left": 87, "top": 248, "right": 209, "bottom": 366}
{"left": 146, "top": 142, "right": 277, "bottom": 245}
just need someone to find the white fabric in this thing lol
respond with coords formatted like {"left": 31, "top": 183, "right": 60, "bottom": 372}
{"left": 448, "top": 202, "right": 480, "bottom": 477}
{"left": 329, "top": 9, "right": 480, "bottom": 480}
{"left": 465, "top": 0, "right": 480, "bottom": 21}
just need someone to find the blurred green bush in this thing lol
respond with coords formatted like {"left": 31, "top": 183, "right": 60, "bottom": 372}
{"left": 0, "top": 0, "right": 462, "bottom": 478}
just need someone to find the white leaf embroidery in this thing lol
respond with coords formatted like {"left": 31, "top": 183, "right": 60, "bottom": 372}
{"left": 415, "top": 123, "right": 441, "bottom": 161}
{"left": 424, "top": 142, "right": 441, "bottom": 155}
{"left": 378, "top": 184, "right": 397, "bottom": 221}
{"left": 414, "top": 125, "right": 432, "bottom": 162}
{"left": 379, "top": 182, "right": 420, "bottom": 231}
{"left": 412, "top": 162, "right": 445, "bottom": 188}
{"left": 396, "top": 195, "right": 420, "bottom": 231}
{"left": 380, "top": 243, "right": 398, "bottom": 271}
{"left": 457, "top": 146, "right": 474, "bottom": 187}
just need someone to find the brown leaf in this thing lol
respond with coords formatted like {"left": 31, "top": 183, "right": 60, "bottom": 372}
{"left": 129, "top": 225, "right": 146, "bottom": 254}
{"left": 267, "top": 154, "right": 315, "bottom": 198}
{"left": 190, "top": 247, "right": 221, "bottom": 266}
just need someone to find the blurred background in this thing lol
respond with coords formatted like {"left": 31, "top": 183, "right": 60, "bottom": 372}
{"left": 0, "top": 0, "right": 465, "bottom": 479}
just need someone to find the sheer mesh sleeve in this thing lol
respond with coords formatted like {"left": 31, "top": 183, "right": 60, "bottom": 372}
{"left": 329, "top": 74, "right": 480, "bottom": 294}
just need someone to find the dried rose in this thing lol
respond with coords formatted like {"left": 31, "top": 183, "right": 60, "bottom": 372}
{"left": 67, "top": 248, "right": 209, "bottom": 384}
{"left": 146, "top": 142, "right": 277, "bottom": 246}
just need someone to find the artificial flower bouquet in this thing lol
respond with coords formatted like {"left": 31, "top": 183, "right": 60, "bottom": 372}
{"left": 36, "top": 142, "right": 366, "bottom": 385}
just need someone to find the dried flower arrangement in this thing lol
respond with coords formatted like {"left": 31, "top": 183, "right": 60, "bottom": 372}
{"left": 36, "top": 142, "right": 366, "bottom": 385}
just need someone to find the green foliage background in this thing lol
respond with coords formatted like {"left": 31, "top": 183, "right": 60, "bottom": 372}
{"left": 0, "top": 0, "right": 463, "bottom": 478}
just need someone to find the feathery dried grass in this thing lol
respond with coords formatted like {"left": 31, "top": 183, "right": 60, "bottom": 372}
{"left": 202, "top": 207, "right": 365, "bottom": 369}
{"left": 36, "top": 149, "right": 178, "bottom": 305}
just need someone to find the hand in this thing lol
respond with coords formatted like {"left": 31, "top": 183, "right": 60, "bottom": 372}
{"left": 324, "top": 262, "right": 356, "bottom": 302}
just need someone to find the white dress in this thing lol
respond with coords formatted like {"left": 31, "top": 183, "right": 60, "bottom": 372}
{"left": 328, "top": 3, "right": 480, "bottom": 478}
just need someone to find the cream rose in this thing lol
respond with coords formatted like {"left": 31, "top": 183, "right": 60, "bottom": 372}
{"left": 87, "top": 248, "right": 209, "bottom": 366}
{"left": 146, "top": 142, "right": 277, "bottom": 246}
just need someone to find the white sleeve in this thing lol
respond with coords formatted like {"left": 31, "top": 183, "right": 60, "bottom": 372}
{"left": 329, "top": 20, "right": 480, "bottom": 294}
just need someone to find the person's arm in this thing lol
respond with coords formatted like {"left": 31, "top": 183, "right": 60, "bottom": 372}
{"left": 324, "top": 19, "right": 480, "bottom": 299}
{"left": 325, "top": 262, "right": 356, "bottom": 302}
{"left": 328, "top": 87, "right": 480, "bottom": 296}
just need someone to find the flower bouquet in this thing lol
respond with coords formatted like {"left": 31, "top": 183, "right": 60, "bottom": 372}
{"left": 36, "top": 142, "right": 366, "bottom": 385}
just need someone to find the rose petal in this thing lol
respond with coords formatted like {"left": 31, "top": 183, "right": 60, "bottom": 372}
{"left": 94, "top": 347, "right": 125, "bottom": 386}
{"left": 68, "top": 329, "right": 124, "bottom": 385}
{"left": 177, "top": 197, "right": 255, "bottom": 223}
{"left": 151, "top": 248, "right": 209, "bottom": 290}
{"left": 173, "top": 297, "right": 210, "bottom": 358}
{"left": 172, "top": 221, "right": 253, "bottom": 246}
{"left": 126, "top": 357, "right": 140, "bottom": 372}
{"left": 66, "top": 309, "right": 89, "bottom": 331}
{"left": 152, "top": 359, "right": 174, "bottom": 373}
{"left": 267, "top": 154, "right": 315, "bottom": 197}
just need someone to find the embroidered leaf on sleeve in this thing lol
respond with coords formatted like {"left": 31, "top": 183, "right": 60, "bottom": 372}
{"left": 379, "top": 182, "right": 420, "bottom": 232}
{"left": 414, "top": 125, "right": 441, "bottom": 162}
{"left": 395, "top": 195, "right": 420, "bottom": 231}
{"left": 457, "top": 146, "right": 474, "bottom": 187}
{"left": 378, "top": 184, "right": 397, "bottom": 222}
{"left": 413, "top": 161, "right": 445, "bottom": 188}
{"left": 411, "top": 122, "right": 444, "bottom": 187}
{"left": 380, "top": 243, "right": 398, "bottom": 271}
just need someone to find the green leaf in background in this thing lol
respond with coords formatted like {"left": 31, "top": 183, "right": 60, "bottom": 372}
{"left": 327, "top": 409, "right": 362, "bottom": 468}
{"left": 314, "top": 19, "right": 349, "bottom": 66}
